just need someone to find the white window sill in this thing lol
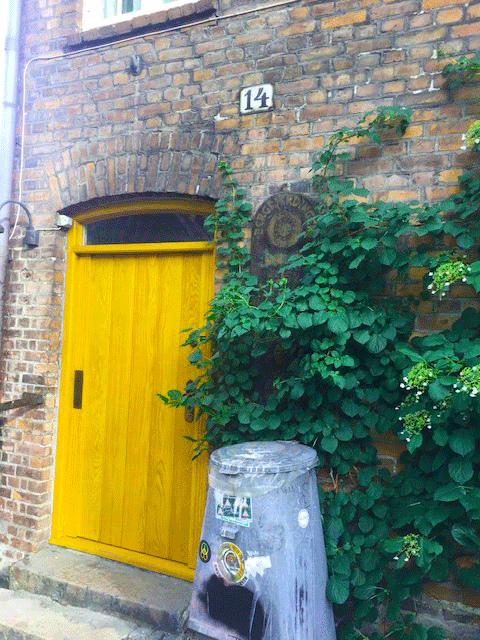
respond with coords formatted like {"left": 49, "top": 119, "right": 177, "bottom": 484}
{"left": 65, "top": 0, "right": 215, "bottom": 49}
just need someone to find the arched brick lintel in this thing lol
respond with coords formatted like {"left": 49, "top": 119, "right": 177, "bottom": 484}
{"left": 46, "top": 131, "right": 233, "bottom": 212}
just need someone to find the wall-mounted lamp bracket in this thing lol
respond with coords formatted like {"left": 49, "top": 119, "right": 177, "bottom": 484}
{"left": 0, "top": 200, "right": 40, "bottom": 249}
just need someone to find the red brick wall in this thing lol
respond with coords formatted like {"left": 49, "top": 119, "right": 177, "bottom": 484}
{"left": 1, "top": 0, "right": 479, "bottom": 604}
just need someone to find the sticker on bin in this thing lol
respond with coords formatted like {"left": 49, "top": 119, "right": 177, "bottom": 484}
{"left": 215, "top": 493, "right": 252, "bottom": 527}
{"left": 215, "top": 542, "right": 248, "bottom": 586}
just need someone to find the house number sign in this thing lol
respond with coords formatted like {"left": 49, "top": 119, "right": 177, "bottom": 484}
{"left": 240, "top": 84, "right": 274, "bottom": 114}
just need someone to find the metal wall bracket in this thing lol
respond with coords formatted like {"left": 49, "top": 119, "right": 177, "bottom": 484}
{"left": 0, "top": 392, "right": 44, "bottom": 412}
{"left": 130, "top": 55, "right": 144, "bottom": 76}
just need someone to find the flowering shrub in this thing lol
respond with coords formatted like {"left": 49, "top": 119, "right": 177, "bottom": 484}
{"left": 162, "top": 105, "right": 480, "bottom": 639}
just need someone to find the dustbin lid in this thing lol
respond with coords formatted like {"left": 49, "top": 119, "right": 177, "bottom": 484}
{"left": 210, "top": 440, "right": 318, "bottom": 474}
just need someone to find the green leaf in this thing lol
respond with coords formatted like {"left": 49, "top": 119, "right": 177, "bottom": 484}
{"left": 342, "top": 291, "right": 356, "bottom": 304}
{"left": 359, "top": 549, "right": 379, "bottom": 571}
{"left": 321, "top": 434, "right": 338, "bottom": 453}
{"left": 421, "top": 334, "right": 447, "bottom": 347}
{"left": 349, "top": 254, "right": 365, "bottom": 269}
{"left": 298, "top": 312, "right": 313, "bottom": 329}
{"left": 336, "top": 424, "right": 353, "bottom": 441}
{"left": 326, "top": 575, "right": 350, "bottom": 604}
{"left": 238, "top": 407, "right": 253, "bottom": 424}
{"left": 353, "top": 329, "right": 370, "bottom": 344}
{"left": 367, "top": 334, "right": 387, "bottom": 354}
{"left": 291, "top": 380, "right": 305, "bottom": 399}
{"left": 406, "top": 432, "right": 423, "bottom": 453}
{"left": 448, "top": 458, "right": 474, "bottom": 484}
{"left": 432, "top": 428, "right": 449, "bottom": 447}
{"left": 451, "top": 523, "right": 480, "bottom": 549}
{"left": 341, "top": 398, "right": 359, "bottom": 417}
{"left": 354, "top": 584, "right": 377, "bottom": 600}
{"left": 449, "top": 429, "right": 475, "bottom": 456}
{"left": 328, "top": 315, "right": 349, "bottom": 334}
{"left": 427, "top": 626, "right": 446, "bottom": 640}
{"left": 426, "top": 507, "right": 450, "bottom": 527}
{"left": 396, "top": 345, "right": 424, "bottom": 362}
{"left": 188, "top": 349, "right": 203, "bottom": 363}
{"left": 428, "top": 380, "right": 450, "bottom": 402}
{"left": 325, "top": 517, "right": 344, "bottom": 548}
{"left": 361, "top": 237, "right": 378, "bottom": 250}
{"left": 251, "top": 343, "right": 267, "bottom": 357}
{"left": 416, "top": 537, "right": 443, "bottom": 570}
{"left": 428, "top": 557, "right": 449, "bottom": 582}
{"left": 359, "top": 516, "right": 374, "bottom": 533}
{"left": 332, "top": 553, "right": 351, "bottom": 576}
{"left": 382, "top": 326, "right": 397, "bottom": 341}
{"left": 434, "top": 483, "right": 466, "bottom": 502}
{"left": 250, "top": 419, "right": 267, "bottom": 431}
{"left": 384, "top": 537, "right": 404, "bottom": 553}
{"left": 379, "top": 247, "right": 397, "bottom": 265}
{"left": 351, "top": 567, "right": 366, "bottom": 586}
{"left": 308, "top": 295, "right": 325, "bottom": 311}
{"left": 457, "top": 234, "right": 474, "bottom": 249}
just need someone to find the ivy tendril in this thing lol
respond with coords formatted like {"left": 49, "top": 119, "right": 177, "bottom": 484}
{"left": 427, "top": 259, "right": 470, "bottom": 298}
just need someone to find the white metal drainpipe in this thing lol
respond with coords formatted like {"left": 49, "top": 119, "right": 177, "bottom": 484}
{"left": 0, "top": 0, "right": 21, "bottom": 351}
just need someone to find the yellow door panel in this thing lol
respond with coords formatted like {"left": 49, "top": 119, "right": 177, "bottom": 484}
{"left": 51, "top": 205, "right": 214, "bottom": 580}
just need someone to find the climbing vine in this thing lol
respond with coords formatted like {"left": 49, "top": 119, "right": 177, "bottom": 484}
{"left": 160, "top": 62, "right": 480, "bottom": 639}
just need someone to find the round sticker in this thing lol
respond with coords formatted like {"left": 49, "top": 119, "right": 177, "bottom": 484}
{"left": 298, "top": 509, "right": 309, "bottom": 528}
{"left": 199, "top": 540, "right": 211, "bottom": 563}
{"left": 215, "top": 542, "right": 248, "bottom": 585}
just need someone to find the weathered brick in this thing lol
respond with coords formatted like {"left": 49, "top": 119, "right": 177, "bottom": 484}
{"left": 451, "top": 21, "right": 480, "bottom": 37}
{"left": 438, "top": 7, "right": 464, "bottom": 23}
{"left": 322, "top": 10, "right": 367, "bottom": 29}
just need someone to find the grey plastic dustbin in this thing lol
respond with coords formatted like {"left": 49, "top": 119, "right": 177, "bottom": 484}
{"left": 188, "top": 440, "right": 336, "bottom": 640}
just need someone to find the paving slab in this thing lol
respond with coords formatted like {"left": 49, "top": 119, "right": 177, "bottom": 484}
{"left": 9, "top": 546, "right": 192, "bottom": 635}
{"left": 0, "top": 588, "right": 176, "bottom": 640}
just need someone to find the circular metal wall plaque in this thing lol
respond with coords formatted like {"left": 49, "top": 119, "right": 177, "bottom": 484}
{"left": 266, "top": 209, "right": 304, "bottom": 249}
{"left": 250, "top": 192, "right": 316, "bottom": 282}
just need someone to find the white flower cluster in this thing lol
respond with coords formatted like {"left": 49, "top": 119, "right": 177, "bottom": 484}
{"left": 454, "top": 365, "right": 480, "bottom": 398}
{"left": 400, "top": 409, "right": 432, "bottom": 441}
{"left": 393, "top": 534, "right": 420, "bottom": 561}
{"left": 427, "top": 260, "right": 470, "bottom": 298}
{"left": 432, "top": 399, "right": 450, "bottom": 417}
{"left": 399, "top": 361, "right": 438, "bottom": 396}
{"left": 462, "top": 120, "right": 480, "bottom": 151}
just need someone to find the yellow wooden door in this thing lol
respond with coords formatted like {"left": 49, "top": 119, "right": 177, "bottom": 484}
{"left": 51, "top": 201, "right": 214, "bottom": 581}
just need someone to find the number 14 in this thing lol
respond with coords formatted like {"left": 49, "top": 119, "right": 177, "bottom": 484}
{"left": 240, "top": 84, "right": 274, "bottom": 114}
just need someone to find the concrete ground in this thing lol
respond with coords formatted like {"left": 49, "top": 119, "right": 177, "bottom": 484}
{"left": 0, "top": 545, "right": 210, "bottom": 640}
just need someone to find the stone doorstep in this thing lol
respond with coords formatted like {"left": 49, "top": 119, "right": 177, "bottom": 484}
{"left": 7, "top": 545, "right": 194, "bottom": 637}
{"left": 0, "top": 588, "right": 173, "bottom": 640}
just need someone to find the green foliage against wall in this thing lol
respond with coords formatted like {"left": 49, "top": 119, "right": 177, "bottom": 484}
{"left": 160, "top": 91, "right": 480, "bottom": 637}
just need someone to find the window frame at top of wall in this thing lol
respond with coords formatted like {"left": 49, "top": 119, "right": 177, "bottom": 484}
{"left": 82, "top": 0, "right": 197, "bottom": 32}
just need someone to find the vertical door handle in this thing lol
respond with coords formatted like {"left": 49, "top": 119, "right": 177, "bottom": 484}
{"left": 73, "top": 370, "right": 83, "bottom": 409}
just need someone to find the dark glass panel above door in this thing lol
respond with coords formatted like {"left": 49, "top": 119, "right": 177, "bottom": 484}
{"left": 84, "top": 213, "right": 212, "bottom": 245}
